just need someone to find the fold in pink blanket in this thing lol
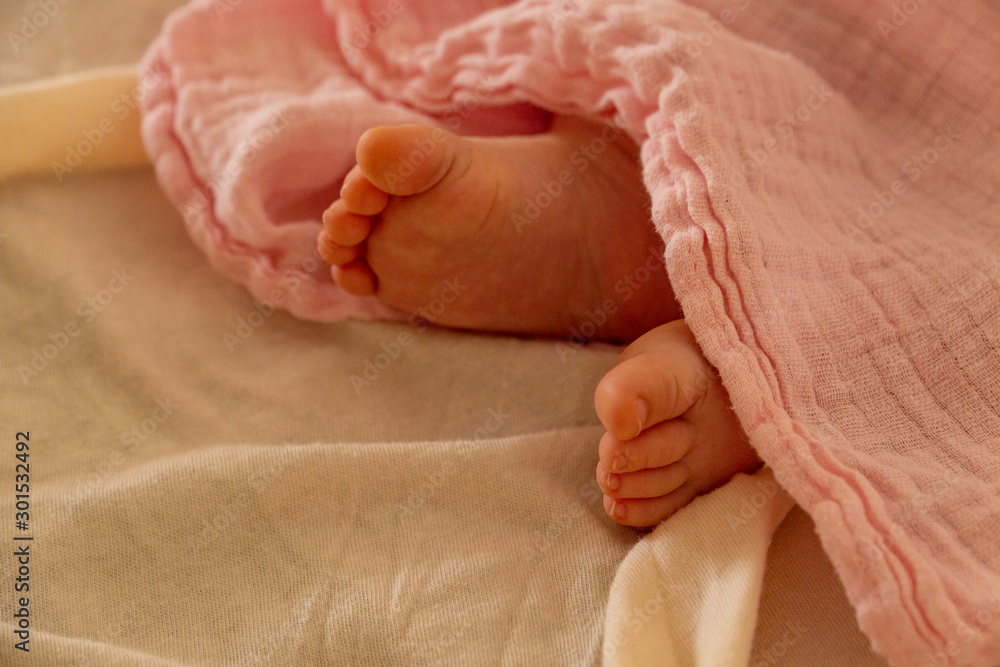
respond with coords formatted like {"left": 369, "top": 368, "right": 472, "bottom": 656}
{"left": 140, "top": 0, "right": 1000, "bottom": 663}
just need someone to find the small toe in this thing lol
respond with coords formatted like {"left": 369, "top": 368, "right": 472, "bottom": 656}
{"left": 603, "top": 489, "right": 697, "bottom": 528}
{"left": 332, "top": 260, "right": 378, "bottom": 296}
{"left": 317, "top": 232, "right": 361, "bottom": 266}
{"left": 597, "top": 460, "right": 690, "bottom": 499}
{"left": 597, "top": 420, "right": 693, "bottom": 474}
{"left": 323, "top": 200, "right": 373, "bottom": 246}
{"left": 340, "top": 165, "right": 390, "bottom": 215}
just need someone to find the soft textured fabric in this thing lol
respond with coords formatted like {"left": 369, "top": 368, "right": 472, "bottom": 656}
{"left": 0, "top": 2, "right": 892, "bottom": 665}
{"left": 0, "top": 151, "right": 882, "bottom": 666}
{"left": 604, "top": 468, "right": 796, "bottom": 666}
{"left": 0, "top": 161, "right": 641, "bottom": 666}
{"left": 138, "top": 0, "right": 1000, "bottom": 664}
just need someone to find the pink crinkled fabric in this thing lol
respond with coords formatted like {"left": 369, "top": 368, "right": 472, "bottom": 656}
{"left": 139, "top": 0, "right": 1000, "bottom": 664}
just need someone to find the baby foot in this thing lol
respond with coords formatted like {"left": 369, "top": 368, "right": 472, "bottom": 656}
{"left": 317, "top": 117, "right": 680, "bottom": 341}
{"left": 594, "top": 320, "right": 762, "bottom": 528}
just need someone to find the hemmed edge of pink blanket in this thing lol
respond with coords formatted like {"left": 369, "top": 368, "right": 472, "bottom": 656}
{"left": 137, "top": 32, "right": 403, "bottom": 325}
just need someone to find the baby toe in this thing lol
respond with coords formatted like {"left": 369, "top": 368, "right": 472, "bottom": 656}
{"left": 332, "top": 260, "right": 378, "bottom": 296}
{"left": 594, "top": 366, "right": 648, "bottom": 440}
{"left": 594, "top": 320, "right": 711, "bottom": 441}
{"left": 317, "top": 232, "right": 361, "bottom": 266}
{"left": 597, "top": 461, "right": 690, "bottom": 499}
{"left": 356, "top": 124, "right": 465, "bottom": 197}
{"left": 597, "top": 419, "right": 693, "bottom": 475}
{"left": 323, "top": 200, "right": 373, "bottom": 246}
{"left": 603, "top": 491, "right": 697, "bottom": 529}
{"left": 340, "top": 165, "right": 390, "bottom": 216}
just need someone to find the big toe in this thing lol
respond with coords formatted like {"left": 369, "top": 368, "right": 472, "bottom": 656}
{"left": 594, "top": 320, "right": 711, "bottom": 441}
{"left": 355, "top": 124, "right": 468, "bottom": 197}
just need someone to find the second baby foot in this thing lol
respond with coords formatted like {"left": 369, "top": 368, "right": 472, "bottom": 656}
{"left": 594, "top": 320, "right": 762, "bottom": 528}
{"left": 317, "top": 118, "right": 681, "bottom": 342}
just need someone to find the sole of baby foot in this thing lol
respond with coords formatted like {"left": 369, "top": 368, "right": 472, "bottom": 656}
{"left": 318, "top": 119, "right": 681, "bottom": 341}
{"left": 593, "top": 319, "right": 762, "bottom": 528}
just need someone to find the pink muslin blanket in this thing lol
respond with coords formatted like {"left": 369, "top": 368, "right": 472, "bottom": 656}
{"left": 140, "top": 0, "right": 1000, "bottom": 664}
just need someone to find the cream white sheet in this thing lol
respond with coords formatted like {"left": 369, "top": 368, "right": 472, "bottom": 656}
{"left": 0, "top": 1, "right": 887, "bottom": 665}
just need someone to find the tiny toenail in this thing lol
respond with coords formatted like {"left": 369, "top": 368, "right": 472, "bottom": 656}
{"left": 612, "top": 501, "right": 626, "bottom": 520}
{"left": 606, "top": 472, "right": 620, "bottom": 491}
{"left": 635, "top": 398, "right": 649, "bottom": 433}
{"left": 613, "top": 455, "right": 628, "bottom": 472}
